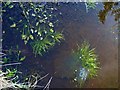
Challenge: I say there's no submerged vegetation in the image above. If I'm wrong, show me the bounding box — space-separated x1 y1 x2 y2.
31 32 63 56
2 2 63 56
73 41 100 87
78 41 99 78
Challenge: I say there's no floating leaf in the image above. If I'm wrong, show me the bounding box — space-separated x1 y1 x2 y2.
9 17 14 20
32 13 35 16
35 30 37 33
9 5 14 8
31 29 34 33
50 29 54 33
6 69 17 78
45 17 48 20
25 25 27 28
51 8 54 10
20 56 26 61
2 10 6 12
29 35 34 40
36 22 39 26
24 40 28 44
10 23 16 28
19 20 22 23
44 30 47 34
27 37 29 41
38 32 41 36
26 11 29 15
49 22 54 27
40 20 44 23
22 35 26 40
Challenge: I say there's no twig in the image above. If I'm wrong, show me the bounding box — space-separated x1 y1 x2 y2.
43 77 53 90
31 73 49 88
1 62 21 67
37 73 49 82
0 52 6 57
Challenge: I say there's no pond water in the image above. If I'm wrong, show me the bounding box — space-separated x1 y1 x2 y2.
2 2 119 88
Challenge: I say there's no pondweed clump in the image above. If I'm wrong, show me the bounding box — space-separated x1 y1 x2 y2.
79 41 99 78
31 32 63 56
2 2 63 56
73 41 100 87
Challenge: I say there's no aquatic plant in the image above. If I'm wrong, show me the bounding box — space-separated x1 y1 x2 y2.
73 41 99 87
0 70 53 89
0 51 20 89
5 69 17 79
0 70 24 89
0 71 18 89
2 2 63 56
0 48 26 89
31 31 63 56
2 46 26 63
85 0 97 13
31 39 54 56
0 51 53 89
78 41 99 78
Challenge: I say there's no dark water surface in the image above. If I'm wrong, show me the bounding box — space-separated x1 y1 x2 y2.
51 3 118 88
3 2 118 88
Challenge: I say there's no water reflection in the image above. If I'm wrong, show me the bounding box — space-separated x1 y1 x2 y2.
98 2 120 23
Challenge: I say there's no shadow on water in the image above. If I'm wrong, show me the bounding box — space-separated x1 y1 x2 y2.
3 2 118 88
